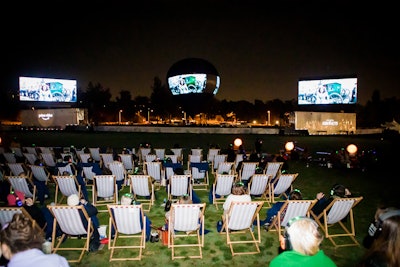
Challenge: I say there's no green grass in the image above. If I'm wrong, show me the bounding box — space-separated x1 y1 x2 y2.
3 131 399 266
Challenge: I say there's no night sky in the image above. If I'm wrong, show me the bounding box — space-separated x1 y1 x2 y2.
3 1 399 105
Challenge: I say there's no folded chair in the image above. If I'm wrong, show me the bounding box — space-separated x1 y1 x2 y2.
168 203 206 259
267 199 318 234
168 174 192 201
48 205 94 263
93 175 118 211
107 204 147 261
129 174 155 212
311 196 363 248
269 173 299 202
6 175 37 202
220 201 264 256
52 175 82 204
247 174 273 207
212 173 236 210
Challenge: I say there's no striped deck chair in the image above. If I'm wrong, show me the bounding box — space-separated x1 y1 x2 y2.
238 162 259 184
7 162 29 176
220 201 264 256
168 174 192 201
269 173 299 202
154 148 165 160
0 206 42 232
267 199 318 234
311 196 363 247
165 154 178 164
48 205 94 263
3 153 17 164
107 204 146 261
187 154 202 170
89 148 101 162
170 148 183 163
144 162 164 189
129 175 155 212
57 164 77 176
29 165 51 184
212 173 236 210
248 174 273 208
6 175 37 202
168 203 206 260
23 146 38 156
212 154 227 173
191 164 209 190
108 162 127 189
78 153 91 163
93 175 118 210
216 162 235 175
139 148 151 164
265 162 284 181
100 153 114 169
144 154 157 163
23 153 38 165
52 175 82 204
207 148 220 163
40 153 56 168
119 154 134 171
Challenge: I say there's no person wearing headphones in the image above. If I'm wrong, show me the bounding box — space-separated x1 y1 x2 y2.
358 208 400 267
261 189 303 230
311 183 352 218
270 216 337 267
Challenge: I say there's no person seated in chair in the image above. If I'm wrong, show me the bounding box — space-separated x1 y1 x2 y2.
67 194 101 251
261 189 303 230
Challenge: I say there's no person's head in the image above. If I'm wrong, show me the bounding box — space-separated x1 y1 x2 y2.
330 184 346 198
62 170 72 176
365 210 400 266
0 213 44 260
232 182 246 195
67 194 80 206
179 194 192 204
121 193 134 205
87 157 94 163
288 189 303 200
63 155 72 162
283 216 323 255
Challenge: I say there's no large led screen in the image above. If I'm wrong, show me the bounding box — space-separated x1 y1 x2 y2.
168 74 220 95
19 76 77 103
298 77 357 105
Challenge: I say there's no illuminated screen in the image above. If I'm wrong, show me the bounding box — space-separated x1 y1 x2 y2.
168 74 220 95
298 77 357 105
19 76 77 103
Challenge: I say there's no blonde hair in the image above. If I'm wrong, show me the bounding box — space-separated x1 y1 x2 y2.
121 193 133 205
286 217 323 255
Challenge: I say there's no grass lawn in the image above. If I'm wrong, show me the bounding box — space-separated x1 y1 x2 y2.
2 131 399 267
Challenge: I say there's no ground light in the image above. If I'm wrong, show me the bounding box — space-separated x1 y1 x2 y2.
233 138 242 150
285 141 294 152
346 144 358 155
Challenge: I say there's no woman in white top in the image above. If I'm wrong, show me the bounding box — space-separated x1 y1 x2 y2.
222 182 252 215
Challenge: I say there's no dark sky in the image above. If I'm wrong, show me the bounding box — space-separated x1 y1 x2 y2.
3 1 399 105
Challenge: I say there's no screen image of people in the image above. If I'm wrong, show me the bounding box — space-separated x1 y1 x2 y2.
298 77 357 105
168 74 207 95
19 77 77 103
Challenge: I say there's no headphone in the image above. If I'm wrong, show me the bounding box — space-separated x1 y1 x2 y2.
368 209 400 238
11 190 23 207
283 216 318 251
330 184 345 197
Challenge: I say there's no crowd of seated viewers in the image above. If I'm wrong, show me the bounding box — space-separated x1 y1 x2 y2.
2 143 399 266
